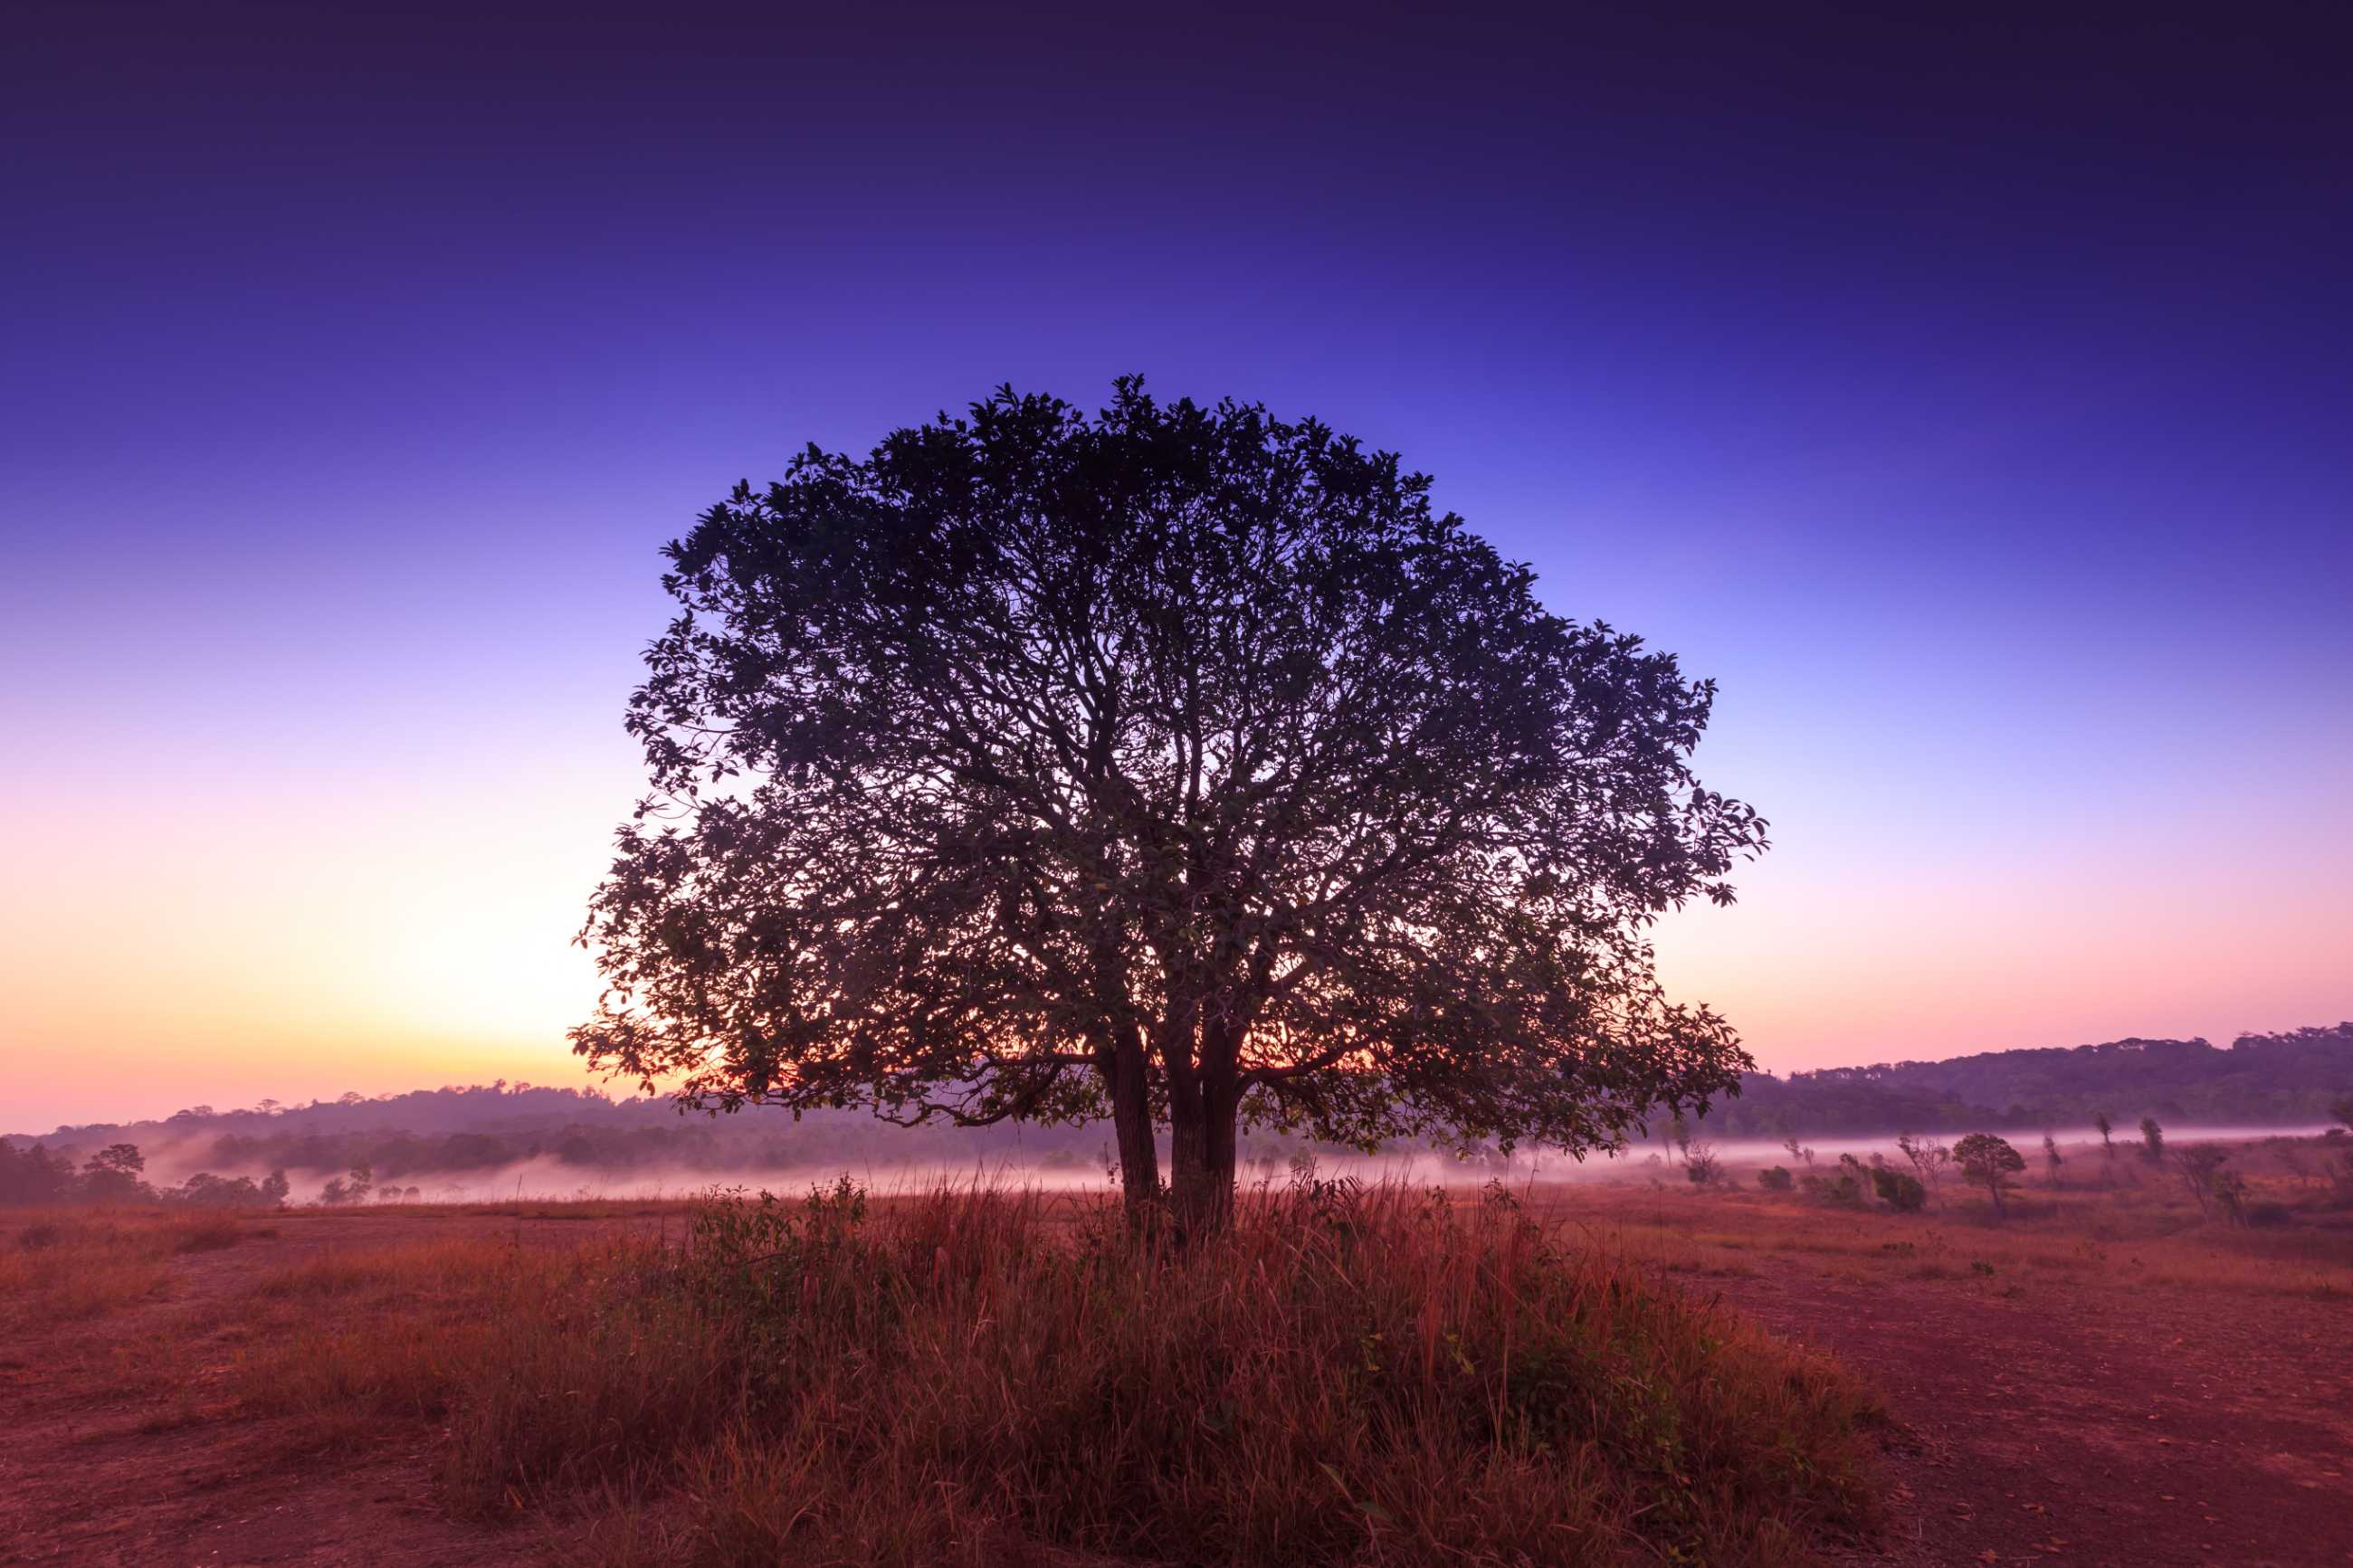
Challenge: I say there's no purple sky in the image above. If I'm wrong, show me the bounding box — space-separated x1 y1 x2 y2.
4 2 2348 1130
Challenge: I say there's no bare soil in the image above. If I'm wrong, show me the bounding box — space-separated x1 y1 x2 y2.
1707 1262 2353 1567
2 1209 2347 1566
0 1214 588 1567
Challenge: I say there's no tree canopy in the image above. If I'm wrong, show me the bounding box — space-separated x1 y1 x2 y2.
574 382 1766 1225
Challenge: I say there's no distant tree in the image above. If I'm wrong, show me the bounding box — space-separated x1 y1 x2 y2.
1954 1133 2026 1218
320 1163 373 1206
2332 1096 2353 1135
1896 1131 1951 1193
573 383 1767 1231
2042 1132 2063 1188
81 1143 148 1202
2093 1110 2114 1156
175 1172 274 1207
2212 1168 2250 1226
2169 1143 2253 1224
2139 1117 2165 1163
1758 1164 1794 1192
1669 1113 1693 1167
260 1170 291 1206
1782 1134 1815 1168
0 1142 78 1205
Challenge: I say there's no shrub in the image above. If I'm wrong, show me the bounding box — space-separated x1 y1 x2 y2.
1802 1172 1865 1207
1870 1168 1927 1213
2245 1202 2292 1229
1758 1165 1794 1192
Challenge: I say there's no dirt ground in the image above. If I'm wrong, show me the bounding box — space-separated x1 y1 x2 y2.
2 1205 2348 1567
0 1213 586 1567
1709 1260 2352 1567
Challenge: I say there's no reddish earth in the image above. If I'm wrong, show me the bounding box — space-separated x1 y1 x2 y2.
2 1212 2347 1566
1709 1268 2353 1568
0 1215 575 1567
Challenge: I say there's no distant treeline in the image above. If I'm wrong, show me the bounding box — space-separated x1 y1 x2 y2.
0 1138 290 1208
1691 1024 2353 1139
0 1081 1326 1198
6 1026 2348 1202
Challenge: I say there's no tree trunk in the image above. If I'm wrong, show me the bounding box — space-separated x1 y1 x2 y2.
1167 1074 1238 1236
1106 1032 1160 1216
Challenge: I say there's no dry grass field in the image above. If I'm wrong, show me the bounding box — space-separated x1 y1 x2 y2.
2 1137 2348 1567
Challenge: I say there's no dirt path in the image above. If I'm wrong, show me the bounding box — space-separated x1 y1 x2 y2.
0 1217 583 1567
1702 1265 2353 1567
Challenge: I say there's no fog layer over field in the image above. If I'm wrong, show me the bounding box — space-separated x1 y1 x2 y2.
12 1023 2345 1205
110 1123 2343 1205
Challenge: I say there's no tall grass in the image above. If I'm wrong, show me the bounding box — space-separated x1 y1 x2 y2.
292 1179 1881 1567
0 1210 224 1326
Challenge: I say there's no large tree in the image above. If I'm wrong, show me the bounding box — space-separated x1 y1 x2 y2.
576 382 1766 1229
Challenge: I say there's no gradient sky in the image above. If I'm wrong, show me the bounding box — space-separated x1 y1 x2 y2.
5 2 2348 1132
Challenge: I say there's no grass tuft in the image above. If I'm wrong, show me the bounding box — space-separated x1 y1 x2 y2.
239 1182 1884 1566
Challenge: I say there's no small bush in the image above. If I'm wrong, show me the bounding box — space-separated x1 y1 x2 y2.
1758 1165 1794 1192
1870 1168 1927 1213
2244 1202 2293 1229
1802 1173 1866 1207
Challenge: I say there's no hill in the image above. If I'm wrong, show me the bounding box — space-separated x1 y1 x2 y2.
1697 1022 2353 1139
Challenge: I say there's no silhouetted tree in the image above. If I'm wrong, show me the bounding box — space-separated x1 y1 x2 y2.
2042 1132 2063 1188
2093 1109 2114 1156
0 1142 78 1204
1896 1131 1950 1192
2332 1096 2353 1134
81 1143 148 1202
2171 1144 2230 1220
2139 1117 2165 1163
1954 1132 2025 1218
575 383 1766 1230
